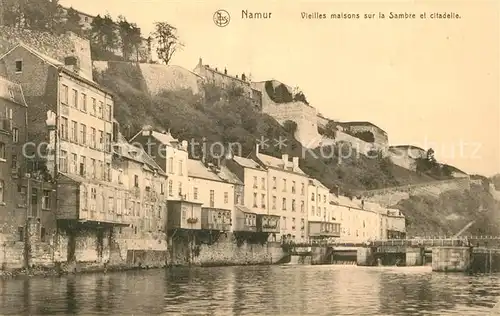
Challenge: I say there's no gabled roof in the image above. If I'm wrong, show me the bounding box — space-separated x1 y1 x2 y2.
232 155 264 170
114 133 166 175
187 159 225 182
0 42 63 67
256 153 306 175
308 178 328 190
151 130 179 145
0 75 27 106
217 165 243 185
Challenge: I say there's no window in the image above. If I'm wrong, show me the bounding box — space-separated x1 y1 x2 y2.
253 192 257 207
272 196 276 209
71 153 77 173
80 124 86 145
253 176 257 188
40 227 46 242
59 150 67 172
61 84 69 104
311 193 315 201
282 179 287 192
0 180 4 202
311 206 315 216
91 187 97 200
72 89 78 108
178 160 183 176
272 177 277 189
61 117 68 140
292 199 296 212
292 218 296 230
105 133 111 152
168 180 173 196
193 187 198 200
105 163 111 181
224 192 228 204
261 194 265 208
81 93 87 112
12 128 18 143
134 175 139 187
301 200 305 213
292 181 296 194
261 177 265 190
31 188 37 217
79 156 86 176
282 198 286 210
42 190 51 209
15 60 22 72
168 157 174 173
90 159 96 178
0 143 5 159
160 183 165 195
97 161 103 180
106 104 112 121
91 98 97 116
17 185 27 206
209 190 215 207
301 183 305 195
282 217 286 229
178 182 182 196
108 196 114 213
98 101 103 118
99 130 103 150
91 128 96 148
71 120 77 142
18 227 24 242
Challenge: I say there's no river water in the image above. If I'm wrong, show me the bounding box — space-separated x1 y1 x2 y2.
0 265 499 315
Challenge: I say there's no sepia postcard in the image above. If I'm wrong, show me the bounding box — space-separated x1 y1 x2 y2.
0 0 498 315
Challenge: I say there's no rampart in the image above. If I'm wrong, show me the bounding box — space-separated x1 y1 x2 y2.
356 177 471 207
93 61 203 95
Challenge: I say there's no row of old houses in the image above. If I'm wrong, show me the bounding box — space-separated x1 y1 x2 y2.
0 40 405 268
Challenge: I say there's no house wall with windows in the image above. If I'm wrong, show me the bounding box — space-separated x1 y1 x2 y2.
256 152 309 242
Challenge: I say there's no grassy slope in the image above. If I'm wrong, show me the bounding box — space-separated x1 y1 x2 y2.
94 62 498 235
396 183 500 237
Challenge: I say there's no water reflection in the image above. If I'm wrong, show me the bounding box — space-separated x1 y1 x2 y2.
0 265 498 315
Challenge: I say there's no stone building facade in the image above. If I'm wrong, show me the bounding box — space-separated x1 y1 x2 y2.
193 58 262 109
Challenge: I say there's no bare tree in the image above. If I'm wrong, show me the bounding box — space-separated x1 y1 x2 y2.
152 21 183 65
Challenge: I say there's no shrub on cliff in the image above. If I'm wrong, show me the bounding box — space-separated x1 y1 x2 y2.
94 63 437 192
395 185 500 237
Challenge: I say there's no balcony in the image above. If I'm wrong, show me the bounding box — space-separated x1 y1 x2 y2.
201 207 231 231
308 221 341 238
234 205 257 232
74 207 130 227
257 214 280 233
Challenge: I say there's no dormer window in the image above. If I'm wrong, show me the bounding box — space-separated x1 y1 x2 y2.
15 60 22 73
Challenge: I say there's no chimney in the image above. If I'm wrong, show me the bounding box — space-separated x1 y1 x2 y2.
241 73 246 81
255 143 260 156
198 57 203 66
282 154 289 168
292 156 299 171
236 74 239 79
224 68 227 75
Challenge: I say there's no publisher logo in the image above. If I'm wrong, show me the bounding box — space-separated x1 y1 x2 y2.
214 10 230 27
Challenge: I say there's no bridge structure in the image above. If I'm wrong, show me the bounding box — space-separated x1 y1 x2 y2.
282 236 500 272
285 236 500 250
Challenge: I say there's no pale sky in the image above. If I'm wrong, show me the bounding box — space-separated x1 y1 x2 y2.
61 0 500 177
